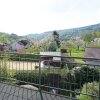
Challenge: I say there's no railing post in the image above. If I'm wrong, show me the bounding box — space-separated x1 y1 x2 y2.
39 57 43 100
99 70 100 100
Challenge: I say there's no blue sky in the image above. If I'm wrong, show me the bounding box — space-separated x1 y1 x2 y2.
0 0 100 35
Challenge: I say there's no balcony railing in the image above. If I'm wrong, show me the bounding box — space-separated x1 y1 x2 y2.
0 53 100 100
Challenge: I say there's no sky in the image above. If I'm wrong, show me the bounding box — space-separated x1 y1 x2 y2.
0 0 100 36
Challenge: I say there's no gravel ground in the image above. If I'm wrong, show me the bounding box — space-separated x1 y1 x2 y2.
0 61 39 70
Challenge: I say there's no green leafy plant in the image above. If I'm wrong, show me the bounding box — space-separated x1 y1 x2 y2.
0 53 9 81
74 66 99 88
78 82 99 100
14 66 100 97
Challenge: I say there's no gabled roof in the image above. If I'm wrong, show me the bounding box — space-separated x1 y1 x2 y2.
18 40 29 46
84 47 100 58
40 52 61 56
40 52 61 61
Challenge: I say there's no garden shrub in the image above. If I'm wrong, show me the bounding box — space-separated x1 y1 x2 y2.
14 66 100 97
14 68 69 85
14 68 72 95
60 71 76 96
78 81 99 100
9 53 40 61
59 66 99 96
0 54 9 81
14 70 48 85
74 66 99 88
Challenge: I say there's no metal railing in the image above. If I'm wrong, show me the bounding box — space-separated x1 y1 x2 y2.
0 53 100 100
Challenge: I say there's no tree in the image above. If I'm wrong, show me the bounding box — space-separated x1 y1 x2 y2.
83 33 93 43
47 41 57 51
25 46 41 54
40 37 52 51
52 31 60 48
74 37 85 50
40 31 60 51
0 35 8 44
82 32 100 47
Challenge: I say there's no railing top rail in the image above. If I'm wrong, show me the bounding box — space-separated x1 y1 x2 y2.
0 52 100 61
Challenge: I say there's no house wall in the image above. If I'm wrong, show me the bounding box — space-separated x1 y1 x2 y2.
11 42 24 51
0 45 4 51
40 52 62 68
11 42 18 51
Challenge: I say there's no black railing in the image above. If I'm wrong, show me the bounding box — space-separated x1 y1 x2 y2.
0 53 100 100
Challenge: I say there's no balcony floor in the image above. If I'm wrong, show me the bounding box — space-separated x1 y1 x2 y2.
0 82 69 100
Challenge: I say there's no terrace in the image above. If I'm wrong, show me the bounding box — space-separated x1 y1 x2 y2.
0 53 100 100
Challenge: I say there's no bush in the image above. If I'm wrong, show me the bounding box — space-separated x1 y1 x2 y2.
74 66 99 88
14 70 48 85
9 53 40 61
14 68 74 96
59 66 99 96
78 82 99 100
14 66 100 97
0 54 9 81
61 66 99 90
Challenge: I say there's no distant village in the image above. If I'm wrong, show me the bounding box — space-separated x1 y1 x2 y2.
0 39 35 53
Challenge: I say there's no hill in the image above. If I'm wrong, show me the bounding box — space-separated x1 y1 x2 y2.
0 23 100 42
0 32 23 44
26 31 52 40
25 23 100 41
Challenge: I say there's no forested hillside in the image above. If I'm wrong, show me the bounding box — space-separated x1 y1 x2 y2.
0 23 100 43
26 23 100 41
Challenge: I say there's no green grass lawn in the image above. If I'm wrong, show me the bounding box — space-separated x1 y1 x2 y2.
67 49 85 63
68 50 84 57
70 52 84 57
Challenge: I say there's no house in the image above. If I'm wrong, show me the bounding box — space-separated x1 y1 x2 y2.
84 47 100 65
18 40 32 49
11 39 32 53
0 44 4 51
40 52 61 68
11 42 24 53
0 43 9 52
